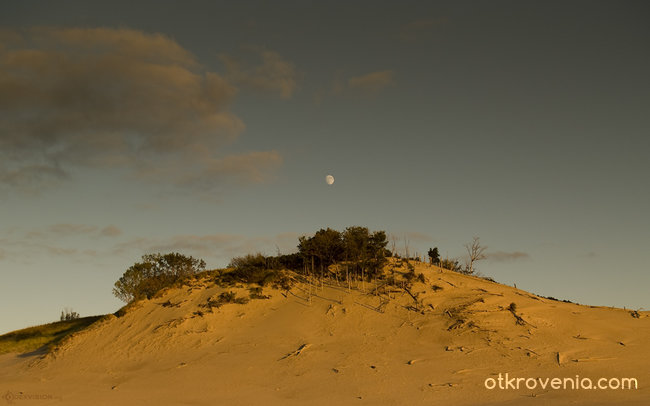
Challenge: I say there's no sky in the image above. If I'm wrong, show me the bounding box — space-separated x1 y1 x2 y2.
1 1 648 334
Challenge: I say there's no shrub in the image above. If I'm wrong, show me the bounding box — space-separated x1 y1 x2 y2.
219 291 237 302
60 308 79 321
249 287 270 300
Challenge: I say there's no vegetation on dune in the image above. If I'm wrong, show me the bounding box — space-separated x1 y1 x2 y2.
111 227 492 309
0 316 103 355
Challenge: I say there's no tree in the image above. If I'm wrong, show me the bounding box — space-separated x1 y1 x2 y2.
113 252 206 303
463 236 487 275
427 247 440 265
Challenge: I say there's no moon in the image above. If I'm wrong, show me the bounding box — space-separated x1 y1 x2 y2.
325 174 335 185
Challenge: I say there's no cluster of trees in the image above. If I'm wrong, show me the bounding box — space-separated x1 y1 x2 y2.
113 253 206 303
297 226 389 280
225 226 390 284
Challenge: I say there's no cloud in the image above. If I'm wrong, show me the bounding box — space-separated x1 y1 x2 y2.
0 27 280 194
219 49 299 99
399 18 449 41
0 235 81 261
100 225 122 237
0 165 68 193
175 150 282 189
486 251 530 262
347 70 395 93
47 224 98 235
325 70 395 99
405 231 431 242
24 223 120 239
0 223 119 262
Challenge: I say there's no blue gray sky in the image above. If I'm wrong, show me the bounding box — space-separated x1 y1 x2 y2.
1 1 648 334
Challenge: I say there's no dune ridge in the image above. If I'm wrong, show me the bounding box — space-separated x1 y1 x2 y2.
1 259 648 405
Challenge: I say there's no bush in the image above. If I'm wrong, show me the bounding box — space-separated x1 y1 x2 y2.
249 287 270 300
439 258 463 273
113 252 206 303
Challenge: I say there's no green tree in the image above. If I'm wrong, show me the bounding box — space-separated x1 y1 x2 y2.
298 228 345 276
113 252 206 303
427 247 440 265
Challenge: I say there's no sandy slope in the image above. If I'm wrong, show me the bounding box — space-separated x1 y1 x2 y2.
1 260 648 405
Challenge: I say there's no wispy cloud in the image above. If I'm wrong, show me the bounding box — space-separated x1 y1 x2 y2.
219 49 299 99
16 223 121 242
0 236 81 261
100 225 122 237
47 224 98 235
0 27 281 194
323 70 395 100
399 18 449 42
348 70 395 93
486 251 530 262
113 232 301 264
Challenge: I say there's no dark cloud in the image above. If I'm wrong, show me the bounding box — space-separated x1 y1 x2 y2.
0 27 281 193
486 251 530 262
219 49 299 99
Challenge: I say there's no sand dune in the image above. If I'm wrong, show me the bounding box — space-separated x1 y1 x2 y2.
1 260 648 405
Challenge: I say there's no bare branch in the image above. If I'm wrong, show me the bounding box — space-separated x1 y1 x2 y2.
463 236 487 274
